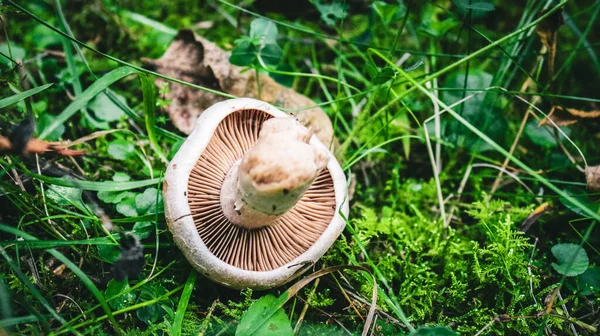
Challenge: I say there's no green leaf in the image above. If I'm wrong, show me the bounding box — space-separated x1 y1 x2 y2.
230 40 258 66
0 43 25 67
260 43 283 66
105 279 136 310
270 64 295 87
314 0 348 26
98 244 120 263
37 114 65 141
135 188 163 215
117 196 139 217
98 190 131 204
108 139 136 160
419 4 459 37
559 187 600 216
136 285 170 325
0 83 53 110
443 70 506 152
87 92 127 122
113 172 131 182
525 121 571 148
46 183 83 207
29 24 62 49
578 266 600 295
236 294 293 336
453 0 495 18
551 243 589 277
372 1 400 26
372 66 397 84
39 66 138 139
411 326 458 336
250 18 278 45
133 222 154 239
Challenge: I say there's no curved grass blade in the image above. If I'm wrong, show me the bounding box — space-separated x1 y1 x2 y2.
171 271 198 336
7 0 234 100
369 48 600 223
236 265 378 336
54 284 184 335
0 224 123 334
0 83 53 110
39 67 138 139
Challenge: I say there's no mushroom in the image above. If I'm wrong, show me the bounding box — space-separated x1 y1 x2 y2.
163 98 348 289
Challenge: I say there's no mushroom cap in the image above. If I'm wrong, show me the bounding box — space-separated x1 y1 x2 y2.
163 98 348 289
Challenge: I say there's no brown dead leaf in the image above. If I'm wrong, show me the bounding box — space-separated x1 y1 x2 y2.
519 202 552 232
541 105 600 126
586 165 600 192
142 30 335 148
535 8 563 79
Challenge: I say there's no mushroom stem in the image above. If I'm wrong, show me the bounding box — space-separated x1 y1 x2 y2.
220 118 329 229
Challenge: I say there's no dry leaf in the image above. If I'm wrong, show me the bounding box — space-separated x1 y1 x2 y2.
535 8 563 78
0 135 85 156
541 105 600 126
519 202 552 232
586 165 600 192
142 30 335 148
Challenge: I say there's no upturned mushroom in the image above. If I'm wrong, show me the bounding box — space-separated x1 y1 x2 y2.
163 98 348 289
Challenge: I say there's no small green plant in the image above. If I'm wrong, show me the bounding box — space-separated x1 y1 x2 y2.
229 18 282 68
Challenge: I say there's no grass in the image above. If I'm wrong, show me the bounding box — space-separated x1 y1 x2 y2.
1 0 599 335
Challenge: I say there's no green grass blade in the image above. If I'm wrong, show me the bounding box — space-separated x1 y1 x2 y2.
0 246 67 327
171 271 197 336
0 224 123 334
0 83 53 110
7 0 234 100
121 10 177 36
29 173 161 191
39 66 138 139
139 73 169 164
370 48 600 223
0 315 52 328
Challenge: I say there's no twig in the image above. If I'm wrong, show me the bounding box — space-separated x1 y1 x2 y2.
490 109 532 195
293 278 320 334
528 237 539 307
557 289 579 336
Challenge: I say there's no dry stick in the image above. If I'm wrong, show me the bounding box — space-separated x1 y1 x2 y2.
293 278 320 333
489 47 544 195
473 318 496 336
4 156 26 191
424 60 441 174
557 289 579 336
423 94 479 227
53 293 86 319
556 132 585 173
197 300 219 336
489 109 533 195
332 273 364 320
513 95 588 169
294 296 354 335
528 237 539 307
35 154 67 241
284 265 378 336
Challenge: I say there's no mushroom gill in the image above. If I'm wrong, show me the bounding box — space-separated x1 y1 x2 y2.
187 109 336 272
